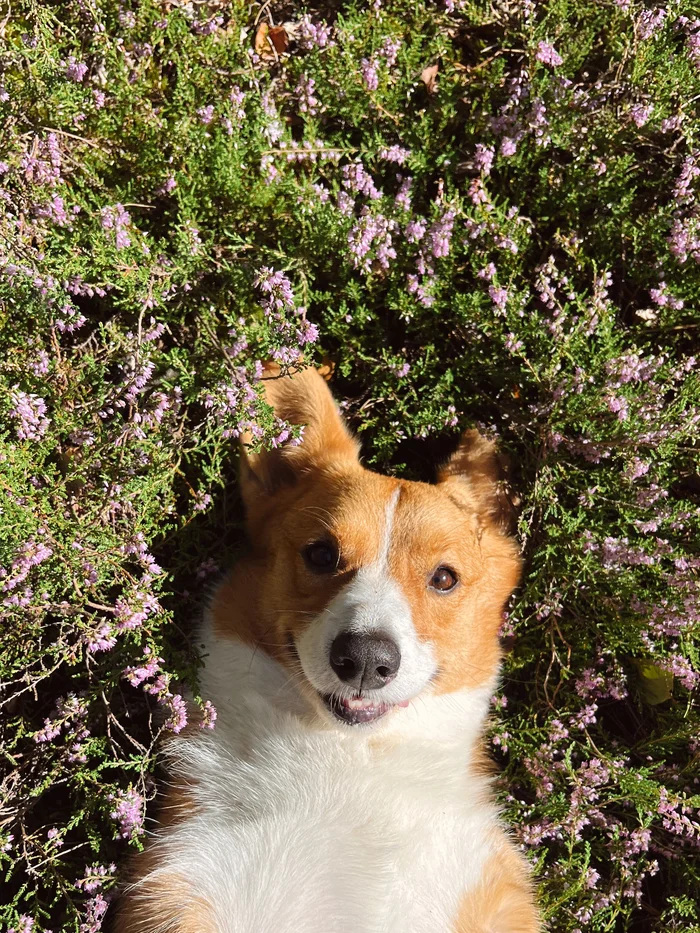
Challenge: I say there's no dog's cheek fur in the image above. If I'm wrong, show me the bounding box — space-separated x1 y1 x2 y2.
386 484 521 695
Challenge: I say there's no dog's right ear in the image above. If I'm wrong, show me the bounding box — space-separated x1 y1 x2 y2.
239 364 360 518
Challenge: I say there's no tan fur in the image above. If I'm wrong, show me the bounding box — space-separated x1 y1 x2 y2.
115 871 217 933
113 785 211 933
453 841 541 933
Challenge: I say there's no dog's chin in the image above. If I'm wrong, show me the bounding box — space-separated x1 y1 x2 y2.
320 693 409 726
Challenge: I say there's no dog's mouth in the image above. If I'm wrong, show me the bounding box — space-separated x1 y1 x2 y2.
321 693 409 726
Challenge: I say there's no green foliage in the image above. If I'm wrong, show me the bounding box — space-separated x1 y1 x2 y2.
0 0 699 929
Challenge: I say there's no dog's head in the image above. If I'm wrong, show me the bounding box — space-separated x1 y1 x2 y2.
227 366 520 728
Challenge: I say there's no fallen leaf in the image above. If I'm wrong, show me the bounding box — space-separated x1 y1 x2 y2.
636 662 674 706
421 63 439 95
254 23 289 62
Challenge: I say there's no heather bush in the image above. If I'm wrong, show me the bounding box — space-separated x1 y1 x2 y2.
1 0 699 930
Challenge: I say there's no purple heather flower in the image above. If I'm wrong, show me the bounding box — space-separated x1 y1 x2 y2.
114 588 159 630
196 557 220 580
30 350 50 375
119 10 136 29
489 285 508 310
505 333 524 353
660 654 699 690
379 145 410 164
474 144 494 175
478 263 497 280
80 893 110 933
500 136 517 157
426 207 456 258
9 390 50 441
630 103 653 127
193 16 223 35
379 37 401 68
342 162 381 199
34 194 69 226
536 41 563 67
157 175 177 195
164 693 188 733
405 219 426 242
298 15 333 50
229 85 246 121
468 178 489 206
347 211 396 272
255 266 296 312
194 491 212 511
337 191 354 216
110 788 144 839
34 718 62 743
296 318 319 345
123 651 162 687
76 863 117 895
101 204 132 249
197 104 215 124
295 75 319 116
623 458 650 481
650 281 684 310
637 8 666 40
606 394 630 421
407 274 434 307
661 115 683 133
85 622 117 653
361 58 379 91
394 176 412 210
65 57 88 82
54 302 86 333
673 152 700 202
687 30 700 69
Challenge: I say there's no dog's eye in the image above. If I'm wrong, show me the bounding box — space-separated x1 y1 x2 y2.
429 566 458 593
303 541 339 573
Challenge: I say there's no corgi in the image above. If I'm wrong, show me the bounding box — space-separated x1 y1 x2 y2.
116 365 541 933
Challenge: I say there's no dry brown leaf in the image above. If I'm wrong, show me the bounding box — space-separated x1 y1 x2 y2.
254 23 289 62
420 63 439 95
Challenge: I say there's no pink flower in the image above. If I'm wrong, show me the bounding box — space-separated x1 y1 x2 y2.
65 57 88 82
9 391 50 441
109 788 145 839
361 58 379 91
536 41 563 67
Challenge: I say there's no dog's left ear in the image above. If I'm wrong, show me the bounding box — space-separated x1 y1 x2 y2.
239 364 360 519
437 429 518 537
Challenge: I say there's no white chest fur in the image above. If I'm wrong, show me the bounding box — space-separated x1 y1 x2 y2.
154 623 501 933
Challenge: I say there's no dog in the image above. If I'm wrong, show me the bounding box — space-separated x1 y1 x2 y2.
116 365 541 933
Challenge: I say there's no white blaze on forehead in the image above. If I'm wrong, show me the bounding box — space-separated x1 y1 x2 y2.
296 482 438 706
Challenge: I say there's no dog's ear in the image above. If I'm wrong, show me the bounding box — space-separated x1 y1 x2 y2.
239 364 360 516
437 429 518 537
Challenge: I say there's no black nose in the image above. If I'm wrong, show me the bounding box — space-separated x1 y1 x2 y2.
329 632 401 689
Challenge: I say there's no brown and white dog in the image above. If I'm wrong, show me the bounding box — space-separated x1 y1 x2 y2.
117 366 540 933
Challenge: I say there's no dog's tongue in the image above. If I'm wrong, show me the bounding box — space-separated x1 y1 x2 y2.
342 696 409 711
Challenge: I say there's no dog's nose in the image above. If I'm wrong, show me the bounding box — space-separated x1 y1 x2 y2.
329 632 401 689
